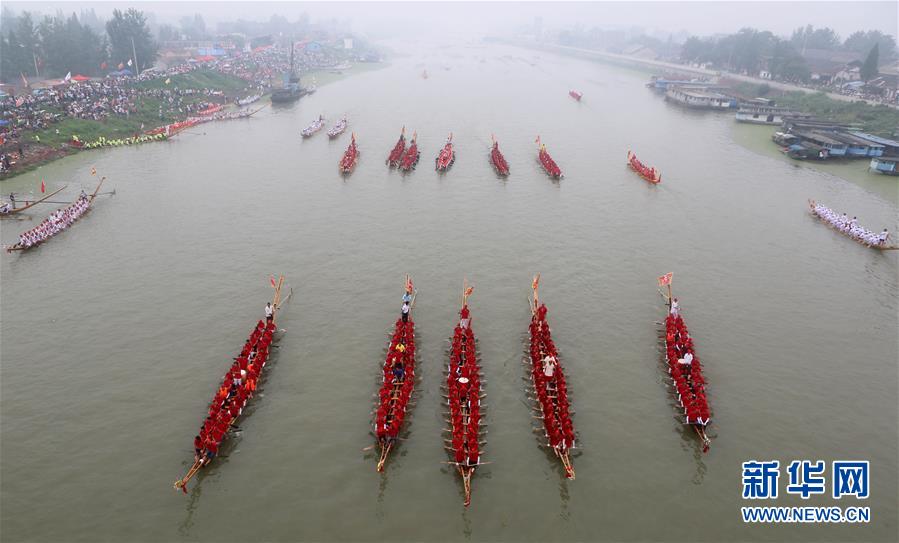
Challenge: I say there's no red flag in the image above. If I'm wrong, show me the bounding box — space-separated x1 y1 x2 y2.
40 179 46 193
464 286 474 297
270 275 276 288
100 61 108 70
532 273 540 291
658 272 673 287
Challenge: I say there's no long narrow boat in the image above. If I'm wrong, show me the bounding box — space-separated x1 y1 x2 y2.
328 116 348 139
374 275 417 471
627 150 661 184
443 281 484 507
435 133 455 172
569 90 583 101
386 127 406 167
658 273 712 452
339 133 359 175
527 274 575 479
174 276 291 493
6 178 106 252
535 136 563 179
808 199 896 250
237 94 261 106
489 135 509 177
0 184 68 217
399 131 421 172
301 115 326 137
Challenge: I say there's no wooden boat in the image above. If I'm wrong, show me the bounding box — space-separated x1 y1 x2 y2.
328 116 348 139
569 90 583 101
658 274 711 452
627 150 661 184
808 200 897 250
237 94 261 106
527 274 575 479
435 133 455 172
399 131 420 172
0 184 68 217
374 275 417 471
444 281 484 507
301 115 326 137
386 127 406 167
5 178 106 252
174 276 291 493
339 133 359 175
535 136 562 179
489 135 509 177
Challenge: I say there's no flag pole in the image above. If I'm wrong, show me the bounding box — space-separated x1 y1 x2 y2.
131 36 140 75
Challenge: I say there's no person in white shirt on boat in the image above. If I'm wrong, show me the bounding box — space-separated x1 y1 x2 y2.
264 302 274 323
670 298 679 317
543 355 556 378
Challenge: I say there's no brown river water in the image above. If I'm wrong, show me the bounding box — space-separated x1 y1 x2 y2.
1 42 897 542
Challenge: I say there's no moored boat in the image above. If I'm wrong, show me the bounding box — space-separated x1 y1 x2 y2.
535 136 562 179
301 115 326 137
386 127 406 167
569 90 583 101
808 199 895 250
443 282 484 507
5 177 107 252
527 274 576 479
328 116 348 139
339 133 359 175
399 131 421 172
374 276 417 471
173 276 291 493
435 133 455 172
489 135 509 177
658 273 712 452
627 150 661 184
237 94 261 106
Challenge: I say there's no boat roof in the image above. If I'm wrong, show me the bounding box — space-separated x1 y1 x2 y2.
849 132 899 148
791 130 847 146
828 132 885 148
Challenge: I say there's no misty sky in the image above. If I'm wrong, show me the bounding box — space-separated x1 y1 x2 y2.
4 1 897 41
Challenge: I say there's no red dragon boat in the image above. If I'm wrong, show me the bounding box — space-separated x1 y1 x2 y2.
527 274 575 479
435 133 455 172
489 135 510 177
658 273 712 452
174 276 291 493
399 131 421 172
374 275 417 471
535 136 563 179
339 133 359 175
386 127 406 167
627 150 661 184
444 282 484 507
569 90 583 101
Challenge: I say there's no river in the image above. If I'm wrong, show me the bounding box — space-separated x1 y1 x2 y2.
1 42 896 542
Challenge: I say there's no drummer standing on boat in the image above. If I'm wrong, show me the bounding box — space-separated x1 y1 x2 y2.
264 302 274 323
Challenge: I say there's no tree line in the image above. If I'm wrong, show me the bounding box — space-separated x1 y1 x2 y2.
0 8 158 82
680 27 894 83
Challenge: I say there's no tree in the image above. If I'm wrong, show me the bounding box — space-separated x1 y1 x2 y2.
106 8 157 73
844 30 896 59
861 43 879 82
38 13 106 77
158 24 179 42
179 13 206 40
790 25 840 51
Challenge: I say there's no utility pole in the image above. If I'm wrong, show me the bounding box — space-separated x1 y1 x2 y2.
131 36 140 75
32 52 40 78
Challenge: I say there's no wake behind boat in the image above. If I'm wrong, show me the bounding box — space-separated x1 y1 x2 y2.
435 133 455 172
328 116 348 139
302 115 326 138
386 127 406 167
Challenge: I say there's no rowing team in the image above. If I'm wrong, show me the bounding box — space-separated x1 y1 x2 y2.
630 156 659 181
12 193 89 249
810 201 890 247
194 315 276 465
665 302 710 426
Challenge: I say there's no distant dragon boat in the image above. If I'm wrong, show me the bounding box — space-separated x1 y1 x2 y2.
301 115 326 138
808 200 896 250
328 116 348 139
339 133 359 175
569 90 583 101
535 136 562 179
386 127 406 167
435 133 455 172
399 131 421 172
443 281 484 507
237 94 261 107
627 150 661 184
489 135 510 177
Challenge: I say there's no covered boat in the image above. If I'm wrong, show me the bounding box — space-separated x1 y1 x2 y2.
301 115 325 137
569 90 583 101
374 276 417 471
174 276 291 493
659 273 712 452
399 131 421 172
527 274 575 479
535 136 562 179
339 133 359 175
435 133 455 172
627 150 661 184
328 116 348 139
489 135 509 177
444 282 484 507
386 127 406 167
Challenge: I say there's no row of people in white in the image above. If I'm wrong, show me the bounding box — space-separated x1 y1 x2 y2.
15 193 89 248
811 201 890 247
